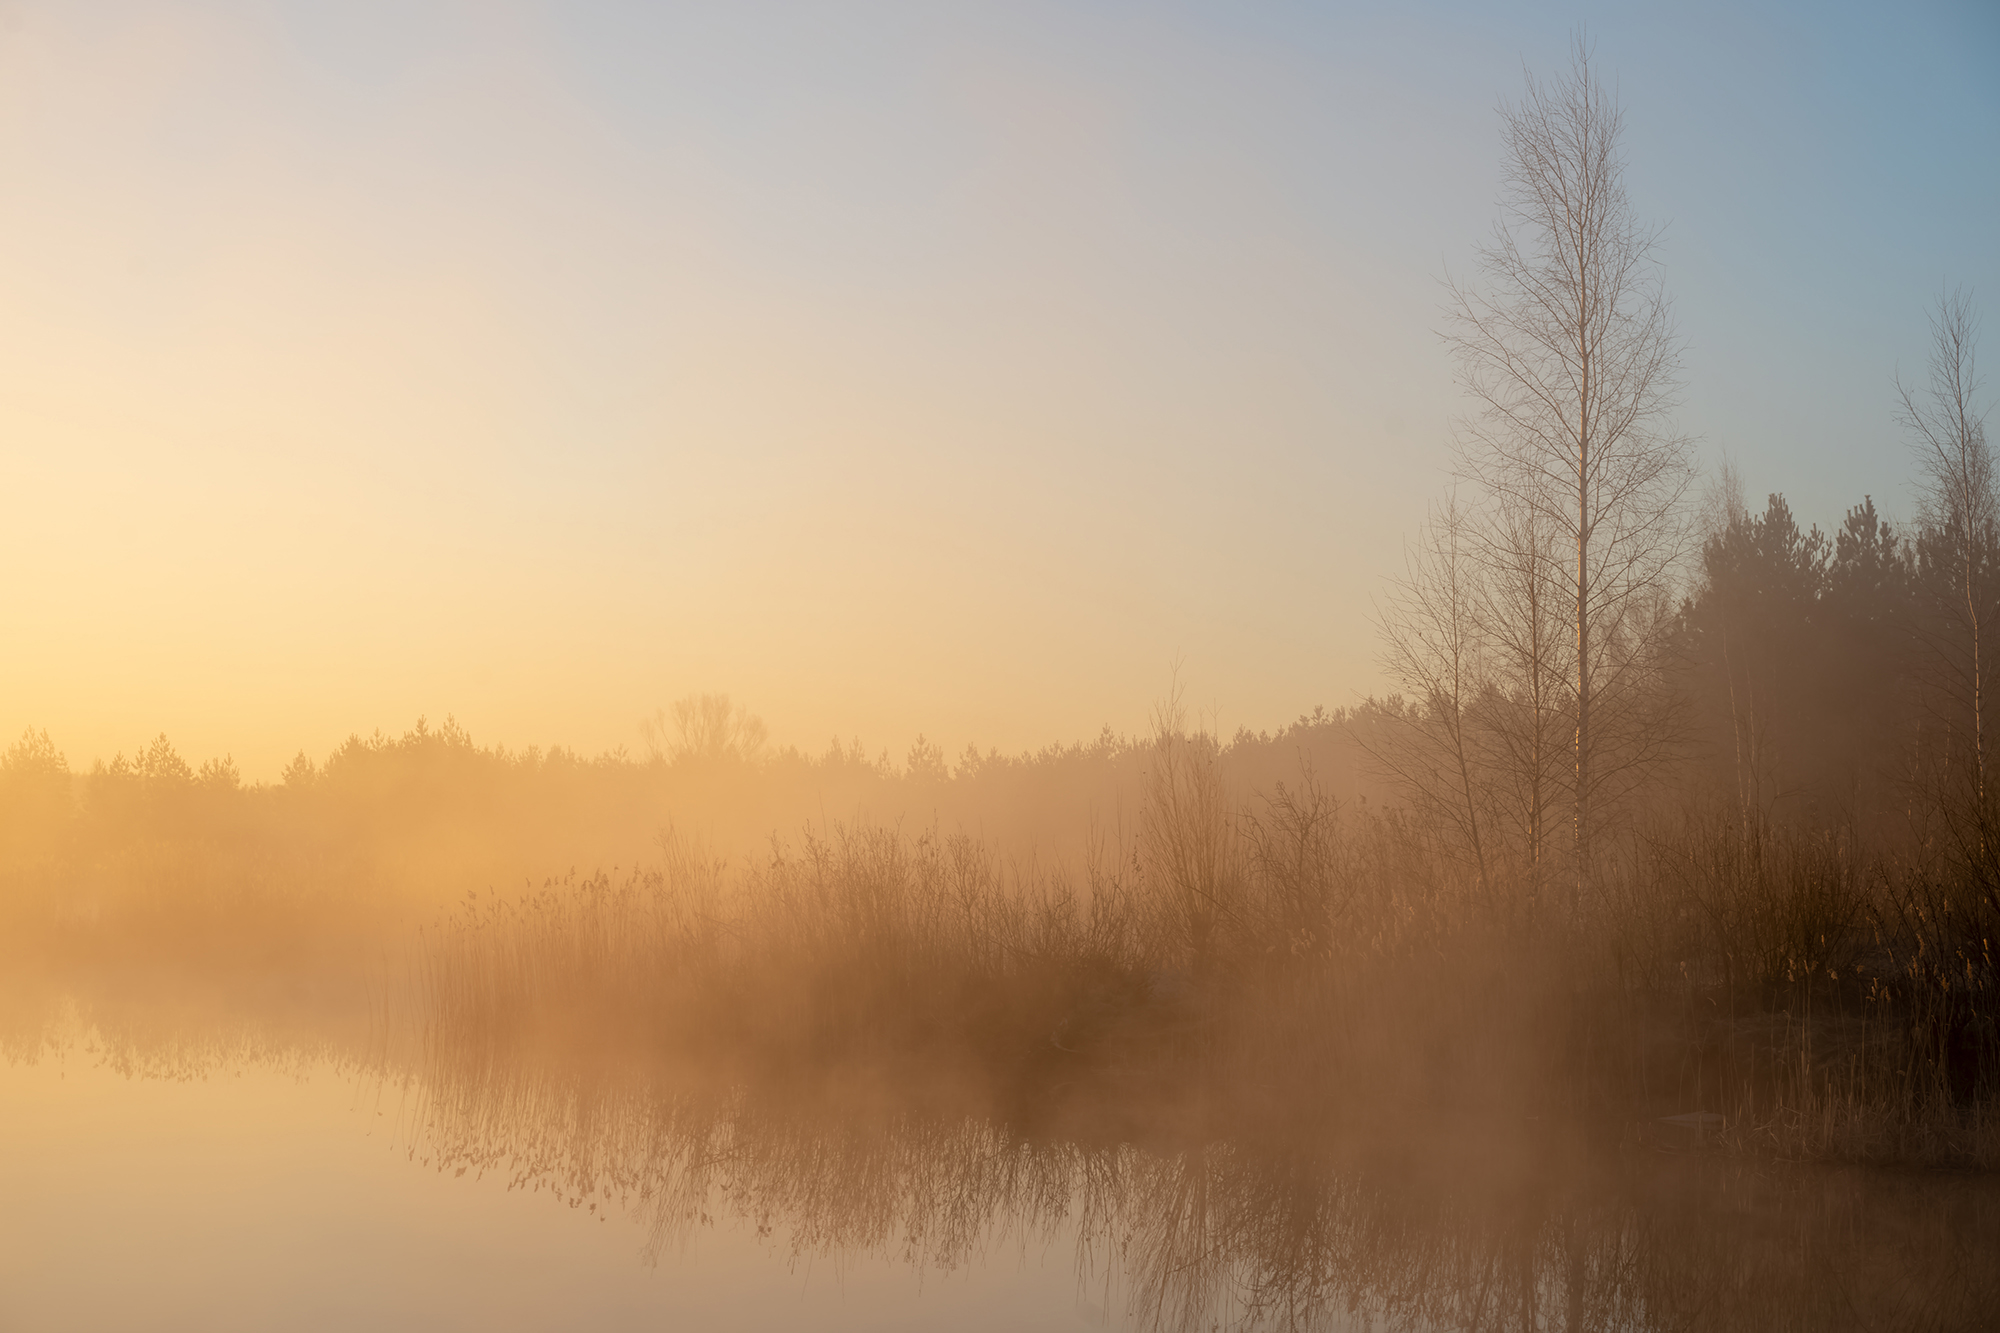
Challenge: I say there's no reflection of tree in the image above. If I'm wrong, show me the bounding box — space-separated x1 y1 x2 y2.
411 1029 2000 1333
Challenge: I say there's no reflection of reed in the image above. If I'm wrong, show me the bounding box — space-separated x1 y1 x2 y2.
0 980 377 1082
413 1010 1999 1333
407 809 2000 1327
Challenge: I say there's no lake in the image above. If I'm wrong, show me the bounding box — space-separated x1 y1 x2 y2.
3 1004 1995 1332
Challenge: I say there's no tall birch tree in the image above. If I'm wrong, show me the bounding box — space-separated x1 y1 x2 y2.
1901 288 1995 854
1444 35 1693 905
1374 494 1492 890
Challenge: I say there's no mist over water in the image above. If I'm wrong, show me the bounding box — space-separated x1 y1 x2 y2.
4 702 1997 1330
5 6 1998 1329
5 957 1994 1331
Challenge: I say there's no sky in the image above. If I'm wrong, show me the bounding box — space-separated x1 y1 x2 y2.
0 0 1994 779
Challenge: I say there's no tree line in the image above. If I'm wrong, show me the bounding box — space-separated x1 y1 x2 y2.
1372 37 1993 905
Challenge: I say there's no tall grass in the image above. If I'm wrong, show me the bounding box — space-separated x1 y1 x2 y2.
5 707 1993 1164
420 709 2000 1170
408 782 2000 1330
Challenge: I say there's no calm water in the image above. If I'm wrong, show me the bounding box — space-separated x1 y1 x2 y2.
0 1048 1097 1331
3 1010 1996 1333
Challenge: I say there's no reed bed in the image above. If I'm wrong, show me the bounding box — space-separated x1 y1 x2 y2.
421 726 2000 1169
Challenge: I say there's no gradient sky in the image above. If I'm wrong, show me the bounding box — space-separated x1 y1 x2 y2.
1 0 1995 778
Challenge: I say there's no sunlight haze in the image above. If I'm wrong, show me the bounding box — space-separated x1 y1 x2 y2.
7 8 2000 1329
1 0 1994 775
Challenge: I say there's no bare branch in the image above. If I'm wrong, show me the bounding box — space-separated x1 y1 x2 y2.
1436 31 1695 908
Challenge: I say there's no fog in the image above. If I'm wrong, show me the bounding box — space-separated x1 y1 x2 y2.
5 5 1999 1330
6 666 1999 1325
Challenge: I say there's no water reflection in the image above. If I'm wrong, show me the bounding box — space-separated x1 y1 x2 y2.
3 969 1994 1332
410 1028 1999 1333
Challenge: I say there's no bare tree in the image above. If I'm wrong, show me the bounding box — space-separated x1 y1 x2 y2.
642 693 769 764
1444 33 1694 903
1693 462 1768 823
1470 493 1570 889
1901 287 1994 842
1141 682 1243 971
1373 494 1492 889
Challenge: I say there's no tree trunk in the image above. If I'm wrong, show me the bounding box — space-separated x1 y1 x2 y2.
1575 506 1590 917
1964 520 1985 848
1574 311 1593 918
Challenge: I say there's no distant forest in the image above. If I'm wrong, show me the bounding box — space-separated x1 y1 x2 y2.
0 475 1986 907
0 472 1975 947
